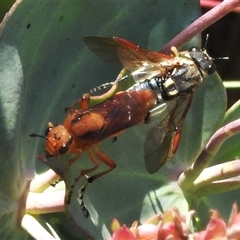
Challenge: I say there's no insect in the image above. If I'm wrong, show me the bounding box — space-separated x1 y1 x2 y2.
83 36 217 173
30 36 217 217
30 88 159 217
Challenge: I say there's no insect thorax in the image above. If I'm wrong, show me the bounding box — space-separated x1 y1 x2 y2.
128 62 202 103
163 63 202 97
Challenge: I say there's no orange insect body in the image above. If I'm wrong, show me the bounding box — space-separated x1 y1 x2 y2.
41 89 158 216
45 89 157 158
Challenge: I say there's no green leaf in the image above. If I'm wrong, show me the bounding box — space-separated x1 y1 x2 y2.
212 99 240 164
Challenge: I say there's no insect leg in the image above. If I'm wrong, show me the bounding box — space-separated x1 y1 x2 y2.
88 67 126 95
86 148 116 183
66 67 126 112
64 93 91 112
66 81 120 113
85 82 119 105
89 82 115 94
76 148 116 217
65 150 100 206
50 179 62 187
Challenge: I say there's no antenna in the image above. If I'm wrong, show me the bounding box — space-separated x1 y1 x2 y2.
29 133 47 139
203 34 210 50
203 34 229 61
212 56 229 61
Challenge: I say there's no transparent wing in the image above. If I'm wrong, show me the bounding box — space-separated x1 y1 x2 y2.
144 95 190 173
83 37 175 81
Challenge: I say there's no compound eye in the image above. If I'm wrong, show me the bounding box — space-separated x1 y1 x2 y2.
59 145 69 154
206 62 216 75
45 127 52 136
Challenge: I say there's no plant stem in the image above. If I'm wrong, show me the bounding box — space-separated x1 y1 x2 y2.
161 0 240 53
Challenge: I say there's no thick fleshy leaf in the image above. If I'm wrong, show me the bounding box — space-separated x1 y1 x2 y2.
212 99 240 163
0 0 201 239
200 99 240 223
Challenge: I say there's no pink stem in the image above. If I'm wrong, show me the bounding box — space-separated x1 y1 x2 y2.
161 0 240 53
